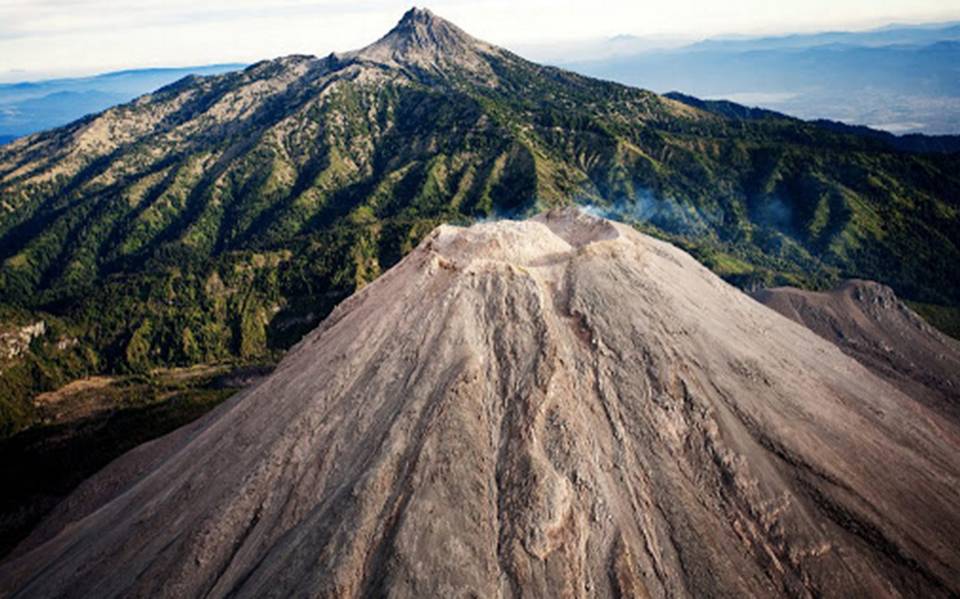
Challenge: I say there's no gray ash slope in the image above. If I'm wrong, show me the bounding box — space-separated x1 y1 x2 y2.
755 280 960 424
2 210 960 598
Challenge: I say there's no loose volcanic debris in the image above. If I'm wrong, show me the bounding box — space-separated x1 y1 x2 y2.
755 280 960 424
2 208 959 598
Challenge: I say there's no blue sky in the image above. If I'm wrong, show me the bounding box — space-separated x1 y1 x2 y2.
3 0 960 80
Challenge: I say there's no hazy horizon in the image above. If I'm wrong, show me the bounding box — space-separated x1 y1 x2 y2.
3 0 960 82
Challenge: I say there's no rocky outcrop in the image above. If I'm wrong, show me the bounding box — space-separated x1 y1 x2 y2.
2 210 959 597
0 321 44 361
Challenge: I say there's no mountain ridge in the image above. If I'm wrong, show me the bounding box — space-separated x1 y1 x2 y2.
663 91 960 153
755 279 960 422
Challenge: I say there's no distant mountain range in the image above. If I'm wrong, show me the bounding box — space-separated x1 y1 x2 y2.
686 21 960 52
558 22 960 135
0 65 243 142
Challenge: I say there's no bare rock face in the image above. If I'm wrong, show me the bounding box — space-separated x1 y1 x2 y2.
343 7 505 81
755 281 960 423
2 210 960 598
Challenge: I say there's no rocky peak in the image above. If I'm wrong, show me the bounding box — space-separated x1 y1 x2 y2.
381 7 476 54
347 6 502 80
396 7 451 31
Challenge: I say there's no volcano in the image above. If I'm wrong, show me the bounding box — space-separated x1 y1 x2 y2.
1 209 958 597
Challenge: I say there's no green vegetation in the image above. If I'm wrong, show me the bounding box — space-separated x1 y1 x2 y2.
0 306 98 436
907 302 960 341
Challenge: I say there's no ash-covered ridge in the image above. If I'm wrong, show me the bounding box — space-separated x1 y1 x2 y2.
756 280 960 423
2 209 959 598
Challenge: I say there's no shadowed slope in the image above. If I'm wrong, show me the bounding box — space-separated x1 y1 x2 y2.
1 210 958 598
